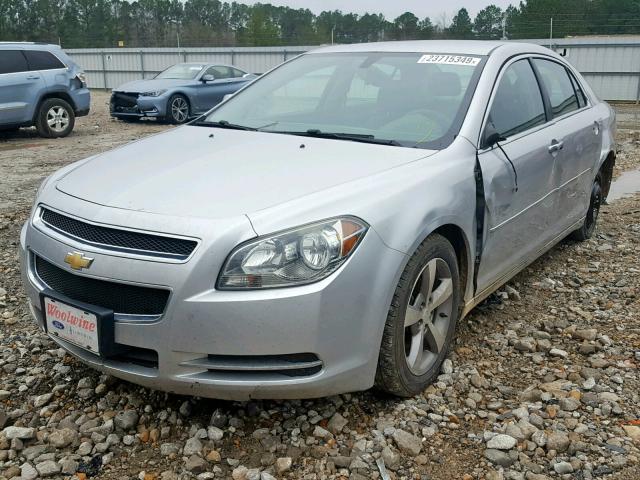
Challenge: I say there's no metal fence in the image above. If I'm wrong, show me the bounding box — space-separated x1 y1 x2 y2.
66 38 640 101
527 37 640 102
65 46 312 90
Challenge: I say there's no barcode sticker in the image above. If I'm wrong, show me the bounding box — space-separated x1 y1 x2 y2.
417 54 481 66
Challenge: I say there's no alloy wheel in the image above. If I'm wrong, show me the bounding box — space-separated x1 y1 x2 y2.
404 257 454 375
46 106 70 133
171 97 189 123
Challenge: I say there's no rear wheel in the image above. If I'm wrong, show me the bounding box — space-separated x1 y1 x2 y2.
166 94 190 124
375 234 460 397
572 175 602 241
35 98 75 138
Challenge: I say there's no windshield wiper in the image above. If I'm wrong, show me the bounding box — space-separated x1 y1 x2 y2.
282 129 402 146
193 120 257 131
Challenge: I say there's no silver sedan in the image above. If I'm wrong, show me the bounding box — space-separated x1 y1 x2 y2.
20 40 615 399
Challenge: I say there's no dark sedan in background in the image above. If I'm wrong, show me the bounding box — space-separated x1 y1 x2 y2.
110 63 256 124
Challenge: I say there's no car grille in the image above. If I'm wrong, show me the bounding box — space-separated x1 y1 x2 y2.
35 255 170 316
41 208 197 259
111 92 140 112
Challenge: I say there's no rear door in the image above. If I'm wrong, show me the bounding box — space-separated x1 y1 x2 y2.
0 50 46 124
476 58 556 290
531 58 601 228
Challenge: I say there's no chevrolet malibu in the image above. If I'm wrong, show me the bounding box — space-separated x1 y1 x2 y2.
20 41 615 400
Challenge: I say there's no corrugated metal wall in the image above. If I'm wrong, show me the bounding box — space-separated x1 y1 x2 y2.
66 46 311 90
66 38 640 101
527 37 640 102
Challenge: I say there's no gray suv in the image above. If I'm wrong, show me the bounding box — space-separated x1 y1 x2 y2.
0 43 90 137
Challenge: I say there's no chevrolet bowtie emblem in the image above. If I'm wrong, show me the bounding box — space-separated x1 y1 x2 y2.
64 252 94 270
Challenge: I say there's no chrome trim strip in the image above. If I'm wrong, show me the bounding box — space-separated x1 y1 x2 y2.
34 205 200 263
179 357 324 371
489 167 591 232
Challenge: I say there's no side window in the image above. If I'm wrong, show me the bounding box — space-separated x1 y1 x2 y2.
488 59 546 138
24 50 66 71
568 71 588 108
231 68 246 78
533 59 579 117
0 50 29 74
207 66 232 79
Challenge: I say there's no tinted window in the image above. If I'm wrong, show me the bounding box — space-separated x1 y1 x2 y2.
207 66 232 79
568 71 588 108
0 50 28 74
24 50 66 70
231 67 246 78
533 59 579 117
489 59 546 138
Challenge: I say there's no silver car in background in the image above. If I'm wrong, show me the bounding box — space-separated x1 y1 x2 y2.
20 41 615 399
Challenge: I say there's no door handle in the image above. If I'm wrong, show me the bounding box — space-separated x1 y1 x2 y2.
26 75 40 80
548 139 564 153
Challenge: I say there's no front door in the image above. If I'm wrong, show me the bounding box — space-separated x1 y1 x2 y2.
0 50 45 125
476 58 556 291
196 66 242 114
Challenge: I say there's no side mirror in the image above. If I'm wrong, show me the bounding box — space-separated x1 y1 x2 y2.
482 122 505 149
202 74 215 83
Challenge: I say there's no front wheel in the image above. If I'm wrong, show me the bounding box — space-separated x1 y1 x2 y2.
375 234 460 397
35 98 75 138
166 94 190 124
572 176 602 241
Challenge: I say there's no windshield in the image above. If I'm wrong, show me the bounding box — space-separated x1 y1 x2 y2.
157 64 204 80
204 52 485 149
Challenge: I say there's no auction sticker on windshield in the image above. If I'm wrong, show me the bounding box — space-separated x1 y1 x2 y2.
417 54 480 66
44 297 100 354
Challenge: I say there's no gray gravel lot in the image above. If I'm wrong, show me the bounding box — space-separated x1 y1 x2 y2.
0 92 639 480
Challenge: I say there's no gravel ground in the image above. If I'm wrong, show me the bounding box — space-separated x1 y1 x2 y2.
0 92 639 480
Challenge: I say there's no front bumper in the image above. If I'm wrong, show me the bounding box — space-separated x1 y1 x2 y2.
110 92 166 119
19 194 405 400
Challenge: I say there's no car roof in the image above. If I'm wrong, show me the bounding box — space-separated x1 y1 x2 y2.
0 42 61 50
308 40 550 57
175 62 242 69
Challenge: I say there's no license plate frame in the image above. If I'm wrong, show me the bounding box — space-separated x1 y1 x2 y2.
40 288 117 356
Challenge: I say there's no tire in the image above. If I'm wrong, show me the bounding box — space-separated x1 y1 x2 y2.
35 98 75 138
375 234 461 397
571 175 602 241
166 94 190 124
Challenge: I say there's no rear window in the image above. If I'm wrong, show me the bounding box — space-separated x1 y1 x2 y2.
24 50 66 71
0 50 28 74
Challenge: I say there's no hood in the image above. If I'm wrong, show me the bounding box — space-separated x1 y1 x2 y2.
56 127 434 219
114 78 195 92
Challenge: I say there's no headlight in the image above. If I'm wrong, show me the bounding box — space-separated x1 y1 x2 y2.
76 72 87 86
140 90 167 97
217 217 368 289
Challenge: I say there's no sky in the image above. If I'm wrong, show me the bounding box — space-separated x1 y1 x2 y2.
239 0 516 23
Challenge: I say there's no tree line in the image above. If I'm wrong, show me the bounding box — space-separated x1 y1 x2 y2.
0 0 638 48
